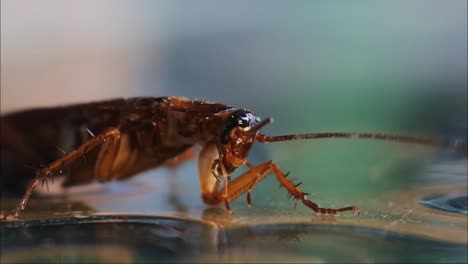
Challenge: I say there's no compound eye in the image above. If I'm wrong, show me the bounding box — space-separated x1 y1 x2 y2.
221 112 253 144
237 115 250 127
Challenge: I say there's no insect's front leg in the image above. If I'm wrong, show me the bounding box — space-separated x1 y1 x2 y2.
268 162 360 215
201 160 360 215
200 161 272 208
0 128 121 220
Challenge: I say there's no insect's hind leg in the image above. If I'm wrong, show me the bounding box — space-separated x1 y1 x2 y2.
202 161 360 215
0 128 121 220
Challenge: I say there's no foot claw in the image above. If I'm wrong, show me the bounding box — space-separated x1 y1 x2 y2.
0 210 19 221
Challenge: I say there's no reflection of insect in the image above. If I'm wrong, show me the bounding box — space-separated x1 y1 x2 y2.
1 97 465 220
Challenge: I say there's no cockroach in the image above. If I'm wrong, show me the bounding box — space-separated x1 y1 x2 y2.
0 97 465 220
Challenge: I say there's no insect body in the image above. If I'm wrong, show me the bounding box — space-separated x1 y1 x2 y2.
0 97 464 220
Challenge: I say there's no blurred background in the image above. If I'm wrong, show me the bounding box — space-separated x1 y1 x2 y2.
1 1 467 263
2 0 466 200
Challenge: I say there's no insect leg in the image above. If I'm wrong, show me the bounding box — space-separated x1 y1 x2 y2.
201 161 273 207
269 162 360 215
202 161 359 215
0 128 121 220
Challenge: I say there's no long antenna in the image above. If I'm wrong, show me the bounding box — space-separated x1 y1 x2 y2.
255 132 466 150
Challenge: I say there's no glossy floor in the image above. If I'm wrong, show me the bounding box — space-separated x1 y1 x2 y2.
1 151 467 263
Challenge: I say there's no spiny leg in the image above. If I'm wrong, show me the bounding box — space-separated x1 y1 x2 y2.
0 128 121 220
269 163 360 215
201 161 273 208
244 162 262 208
201 161 359 215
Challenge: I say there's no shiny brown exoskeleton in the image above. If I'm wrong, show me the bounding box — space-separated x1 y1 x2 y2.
1 97 465 220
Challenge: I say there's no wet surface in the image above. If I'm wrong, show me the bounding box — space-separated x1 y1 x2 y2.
2 216 466 263
419 194 467 215
2 1 467 262
1 216 219 263
1 154 467 263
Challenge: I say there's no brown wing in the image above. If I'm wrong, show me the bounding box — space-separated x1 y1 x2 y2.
0 98 153 192
1 97 216 192
61 129 193 186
